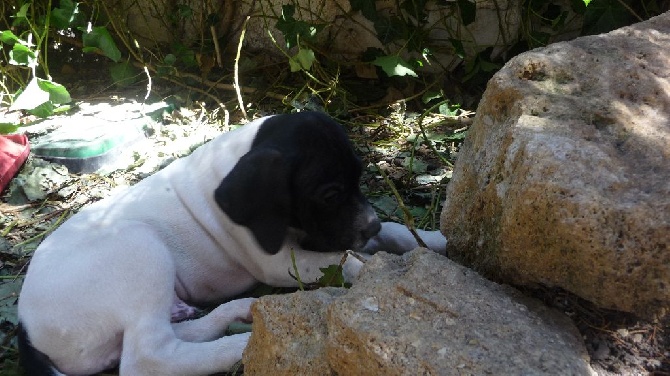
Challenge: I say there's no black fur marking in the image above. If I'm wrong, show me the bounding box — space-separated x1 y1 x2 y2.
17 322 58 376
214 148 290 254
215 111 380 254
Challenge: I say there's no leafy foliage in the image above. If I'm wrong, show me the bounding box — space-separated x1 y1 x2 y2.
0 1 121 125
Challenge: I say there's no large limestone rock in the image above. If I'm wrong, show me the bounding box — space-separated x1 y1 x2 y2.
244 249 594 375
440 13 670 318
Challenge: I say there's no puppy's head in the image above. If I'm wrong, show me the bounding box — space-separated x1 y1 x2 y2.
214 112 381 254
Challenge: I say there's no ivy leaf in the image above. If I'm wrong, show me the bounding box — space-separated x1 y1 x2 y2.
28 101 56 118
110 62 139 87
275 4 323 49
0 123 20 134
289 48 315 72
439 102 460 116
82 26 121 62
422 90 443 104
163 53 177 65
0 30 20 45
457 0 477 26
36 79 72 104
9 78 49 112
12 3 31 27
372 55 418 77
51 0 80 29
10 77 71 116
9 43 37 66
318 265 349 288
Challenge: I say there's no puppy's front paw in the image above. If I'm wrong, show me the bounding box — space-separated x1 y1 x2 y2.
341 251 366 282
419 230 447 255
223 297 256 323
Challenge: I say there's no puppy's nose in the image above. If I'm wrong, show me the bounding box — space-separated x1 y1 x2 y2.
362 216 382 239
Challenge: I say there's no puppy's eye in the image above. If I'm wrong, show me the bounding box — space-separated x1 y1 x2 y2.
322 188 341 202
318 185 343 203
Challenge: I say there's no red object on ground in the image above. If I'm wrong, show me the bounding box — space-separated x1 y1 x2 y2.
0 134 30 193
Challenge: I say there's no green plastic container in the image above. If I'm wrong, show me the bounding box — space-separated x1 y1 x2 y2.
32 120 145 173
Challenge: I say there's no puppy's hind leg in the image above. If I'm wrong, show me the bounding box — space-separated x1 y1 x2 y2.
121 319 251 376
172 297 255 342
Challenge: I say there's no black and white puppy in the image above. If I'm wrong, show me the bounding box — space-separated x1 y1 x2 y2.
18 111 446 375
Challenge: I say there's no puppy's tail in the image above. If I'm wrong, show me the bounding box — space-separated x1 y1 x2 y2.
17 322 61 376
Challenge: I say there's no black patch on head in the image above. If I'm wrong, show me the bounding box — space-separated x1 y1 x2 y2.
216 111 381 254
214 148 290 255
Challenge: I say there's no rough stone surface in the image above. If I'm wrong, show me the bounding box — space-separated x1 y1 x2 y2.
242 287 345 375
244 249 594 375
440 12 670 318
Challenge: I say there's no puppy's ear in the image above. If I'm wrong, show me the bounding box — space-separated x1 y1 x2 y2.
214 148 290 254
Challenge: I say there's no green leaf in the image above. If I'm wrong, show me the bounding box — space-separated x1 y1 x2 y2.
583 0 593 5
9 78 70 115
439 102 460 116
163 53 177 65
172 43 198 67
12 3 31 27
0 123 20 134
456 0 477 26
0 30 20 45
318 265 348 287
289 48 315 72
36 78 71 104
82 26 121 62
422 90 443 104
51 0 79 29
9 43 36 66
275 4 323 49
9 78 49 111
110 61 138 87
28 101 56 118
372 55 418 77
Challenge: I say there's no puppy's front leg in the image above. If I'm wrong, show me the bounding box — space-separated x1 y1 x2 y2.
362 222 447 255
172 298 255 342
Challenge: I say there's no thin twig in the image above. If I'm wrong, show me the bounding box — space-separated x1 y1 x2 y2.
615 0 643 21
289 248 305 291
376 166 428 248
210 25 223 69
13 209 69 249
235 16 250 120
